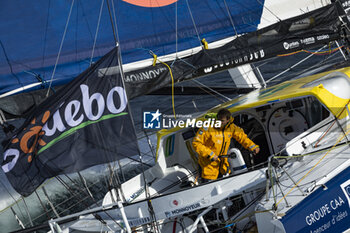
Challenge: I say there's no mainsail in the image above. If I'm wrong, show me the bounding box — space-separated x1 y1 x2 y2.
1 47 139 197
0 0 346 117
0 0 268 118
0 0 265 96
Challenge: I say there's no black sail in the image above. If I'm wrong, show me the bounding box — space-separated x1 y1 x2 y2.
1 47 139 197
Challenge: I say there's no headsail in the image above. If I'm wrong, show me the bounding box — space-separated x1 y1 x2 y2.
1 47 139 197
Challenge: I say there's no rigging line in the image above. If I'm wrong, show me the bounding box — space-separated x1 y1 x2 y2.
61 163 120 207
34 190 51 220
42 187 60 218
113 28 153 231
42 178 105 216
176 0 178 56
266 45 328 84
111 0 120 43
10 207 25 230
46 0 75 97
185 0 202 46
78 172 95 202
106 0 118 45
53 174 124 229
0 40 22 86
315 100 350 147
190 81 229 103
144 130 157 158
254 0 281 22
276 126 350 207
90 0 105 66
41 0 51 79
107 162 119 195
32 153 123 229
226 0 273 30
75 1 79 67
272 50 341 85
22 198 34 227
223 0 239 36
117 160 126 182
335 40 347 60
0 180 26 221
277 46 342 57
77 0 97 45
191 79 232 101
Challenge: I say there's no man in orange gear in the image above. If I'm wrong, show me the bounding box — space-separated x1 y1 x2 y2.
192 108 260 182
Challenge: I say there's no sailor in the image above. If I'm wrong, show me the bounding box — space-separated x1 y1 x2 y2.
192 108 260 182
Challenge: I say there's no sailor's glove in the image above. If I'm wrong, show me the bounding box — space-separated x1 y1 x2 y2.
253 147 260 155
207 151 218 161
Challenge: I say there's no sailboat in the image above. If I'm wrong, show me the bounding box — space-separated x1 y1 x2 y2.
1 0 350 232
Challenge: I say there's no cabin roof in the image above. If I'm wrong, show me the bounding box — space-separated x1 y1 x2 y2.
209 66 350 116
209 67 350 112
157 66 350 141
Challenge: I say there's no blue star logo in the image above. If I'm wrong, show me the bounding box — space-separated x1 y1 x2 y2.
143 110 162 129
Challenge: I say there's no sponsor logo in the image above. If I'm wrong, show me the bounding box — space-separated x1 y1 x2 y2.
303 180 350 231
289 18 313 31
143 110 162 129
340 179 350 208
342 0 350 9
317 34 330 40
123 0 177 7
203 49 265 74
2 84 128 173
300 37 315 45
283 41 300 50
165 202 201 218
170 199 183 207
126 187 145 203
143 110 222 129
129 217 151 227
125 67 167 83
305 196 345 226
292 18 312 26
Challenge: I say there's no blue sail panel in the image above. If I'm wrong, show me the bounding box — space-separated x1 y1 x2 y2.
0 0 264 97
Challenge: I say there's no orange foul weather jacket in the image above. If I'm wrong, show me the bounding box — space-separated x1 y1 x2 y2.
192 118 259 180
